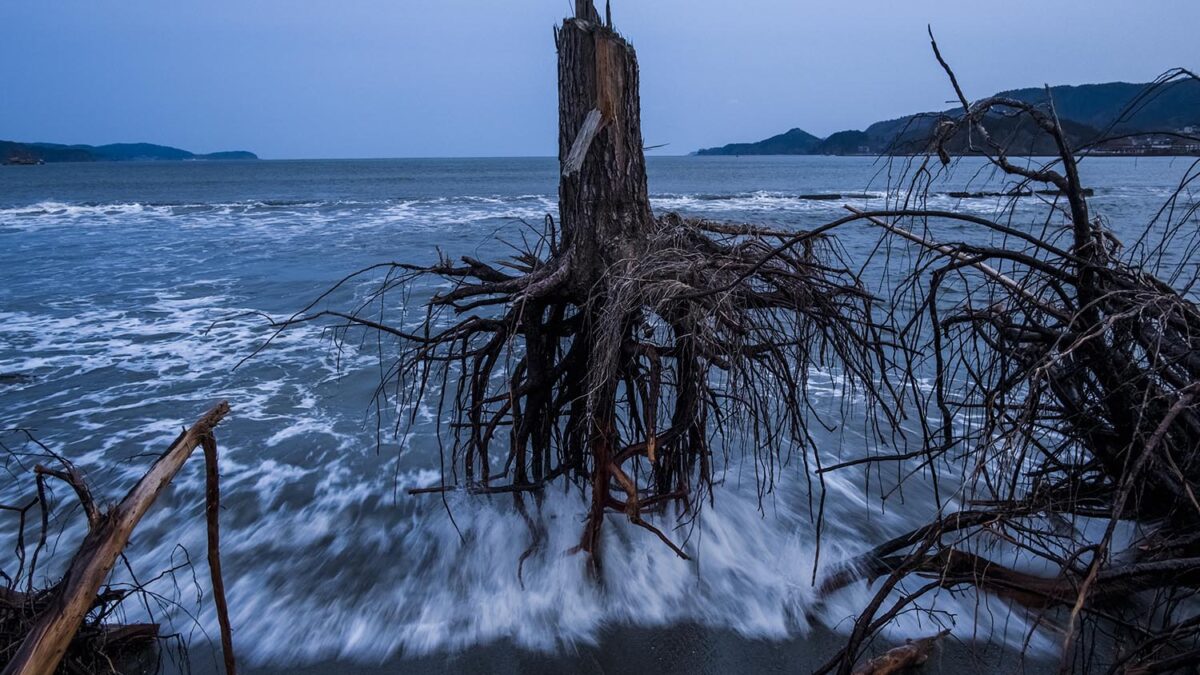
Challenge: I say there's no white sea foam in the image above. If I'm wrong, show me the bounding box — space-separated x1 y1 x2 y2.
1 165 1173 666
101 456 1063 665
0 195 562 236
0 273 1060 665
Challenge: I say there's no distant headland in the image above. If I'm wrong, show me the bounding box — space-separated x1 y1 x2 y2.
1 140 258 165
697 80 1200 156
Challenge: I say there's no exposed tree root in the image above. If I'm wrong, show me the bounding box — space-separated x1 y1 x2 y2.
815 41 1200 675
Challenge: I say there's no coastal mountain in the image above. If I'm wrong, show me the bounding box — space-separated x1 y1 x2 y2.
702 128 823 156
995 81 1200 132
696 79 1200 156
1 140 258 164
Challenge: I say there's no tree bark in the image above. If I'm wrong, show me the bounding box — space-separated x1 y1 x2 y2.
557 2 655 293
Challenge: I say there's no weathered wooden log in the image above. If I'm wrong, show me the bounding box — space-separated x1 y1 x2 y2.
2 401 232 675
851 630 949 675
79 623 159 653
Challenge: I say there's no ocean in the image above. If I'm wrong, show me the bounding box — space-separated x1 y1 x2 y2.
1 156 1195 673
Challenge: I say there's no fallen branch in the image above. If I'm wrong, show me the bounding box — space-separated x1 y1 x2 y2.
3 401 233 675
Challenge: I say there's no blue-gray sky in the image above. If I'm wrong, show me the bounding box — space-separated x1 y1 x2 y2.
2 1 1197 158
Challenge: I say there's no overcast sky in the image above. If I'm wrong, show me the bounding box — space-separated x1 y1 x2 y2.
2 1 1197 158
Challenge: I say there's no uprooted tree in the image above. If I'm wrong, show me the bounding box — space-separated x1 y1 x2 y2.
266 0 889 571
811 51 1200 673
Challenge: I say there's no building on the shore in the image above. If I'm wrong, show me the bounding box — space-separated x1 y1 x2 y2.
1092 131 1200 156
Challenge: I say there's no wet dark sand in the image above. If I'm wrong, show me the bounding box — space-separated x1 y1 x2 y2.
178 623 1056 674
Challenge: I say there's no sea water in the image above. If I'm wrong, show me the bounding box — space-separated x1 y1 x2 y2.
1 156 1195 668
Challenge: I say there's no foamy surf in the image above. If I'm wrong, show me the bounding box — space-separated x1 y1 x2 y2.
1 156 1182 667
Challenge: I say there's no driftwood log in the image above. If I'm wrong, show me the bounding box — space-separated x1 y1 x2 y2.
851 630 949 675
2 402 235 675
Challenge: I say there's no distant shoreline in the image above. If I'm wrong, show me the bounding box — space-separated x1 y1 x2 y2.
7 153 1200 166
2 140 257 165
696 80 1200 158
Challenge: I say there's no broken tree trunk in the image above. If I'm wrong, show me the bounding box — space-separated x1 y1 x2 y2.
3 402 233 675
557 1 655 290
